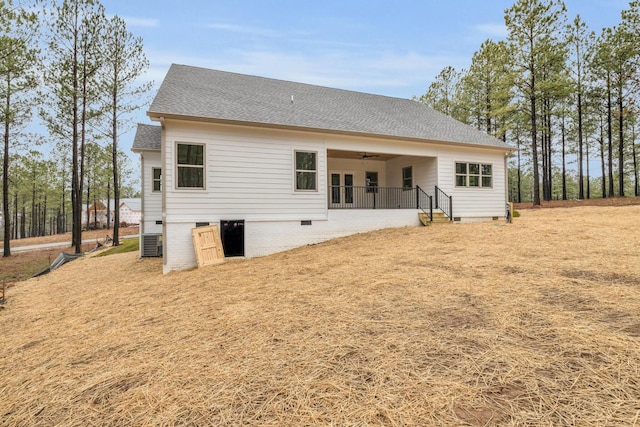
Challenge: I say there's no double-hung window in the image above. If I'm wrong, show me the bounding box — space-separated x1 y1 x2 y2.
455 162 492 188
152 168 162 192
295 151 317 191
177 143 204 189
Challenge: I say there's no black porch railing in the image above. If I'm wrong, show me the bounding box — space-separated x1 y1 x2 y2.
435 186 453 221
416 185 432 221
329 185 432 212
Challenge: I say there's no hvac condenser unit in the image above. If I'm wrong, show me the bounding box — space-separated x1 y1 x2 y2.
141 234 162 257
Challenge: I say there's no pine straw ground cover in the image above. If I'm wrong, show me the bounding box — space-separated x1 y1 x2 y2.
1 206 639 426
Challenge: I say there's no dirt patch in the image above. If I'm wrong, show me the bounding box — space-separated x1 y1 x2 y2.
1 206 640 425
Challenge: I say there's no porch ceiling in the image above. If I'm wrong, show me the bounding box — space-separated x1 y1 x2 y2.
327 149 399 161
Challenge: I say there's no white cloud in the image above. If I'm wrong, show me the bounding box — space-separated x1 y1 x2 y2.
207 23 280 38
122 16 159 28
473 23 508 38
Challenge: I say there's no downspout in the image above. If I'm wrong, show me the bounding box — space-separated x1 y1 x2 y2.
504 152 510 216
159 117 167 268
504 153 509 203
139 152 145 257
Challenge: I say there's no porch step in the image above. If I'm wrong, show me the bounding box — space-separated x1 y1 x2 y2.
418 211 450 226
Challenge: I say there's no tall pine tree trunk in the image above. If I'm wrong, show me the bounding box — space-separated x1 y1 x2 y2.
618 89 625 196
71 8 82 253
578 92 584 199
561 114 567 200
600 123 607 198
517 137 522 203
607 72 614 197
112 88 120 246
13 193 18 239
2 75 11 256
85 166 91 229
531 91 540 206
633 136 638 197
586 139 590 199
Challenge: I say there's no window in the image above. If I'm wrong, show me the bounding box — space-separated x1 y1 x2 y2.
455 162 492 188
295 151 317 191
482 164 493 187
152 168 162 192
344 174 353 203
331 173 340 203
402 166 412 189
177 143 204 188
366 171 378 193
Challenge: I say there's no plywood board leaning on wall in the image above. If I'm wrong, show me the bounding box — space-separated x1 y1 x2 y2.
191 225 225 267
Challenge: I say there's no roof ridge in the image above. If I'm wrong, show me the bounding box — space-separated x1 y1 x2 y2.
168 63 419 104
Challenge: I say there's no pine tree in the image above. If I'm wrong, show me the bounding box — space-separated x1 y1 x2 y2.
41 0 105 253
0 0 39 256
98 15 151 246
505 0 568 206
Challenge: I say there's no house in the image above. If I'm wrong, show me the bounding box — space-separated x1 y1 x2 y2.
81 198 141 228
118 198 142 225
133 64 516 273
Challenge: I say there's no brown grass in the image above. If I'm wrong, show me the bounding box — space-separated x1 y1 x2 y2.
1 206 639 426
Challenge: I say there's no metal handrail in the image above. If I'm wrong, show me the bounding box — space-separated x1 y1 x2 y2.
416 185 433 221
434 186 453 221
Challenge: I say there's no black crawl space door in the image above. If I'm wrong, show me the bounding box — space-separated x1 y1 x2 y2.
220 220 245 257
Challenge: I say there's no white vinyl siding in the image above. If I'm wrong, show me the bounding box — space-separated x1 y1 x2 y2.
162 121 327 222
436 150 506 218
141 151 162 234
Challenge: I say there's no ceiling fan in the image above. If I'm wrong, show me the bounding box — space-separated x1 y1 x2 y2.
360 152 380 159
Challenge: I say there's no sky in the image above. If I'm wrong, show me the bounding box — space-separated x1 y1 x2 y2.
97 0 631 166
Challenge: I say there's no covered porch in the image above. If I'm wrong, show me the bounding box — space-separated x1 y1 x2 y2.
325 149 452 220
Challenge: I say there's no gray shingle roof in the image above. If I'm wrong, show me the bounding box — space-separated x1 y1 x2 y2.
132 123 161 152
148 64 513 150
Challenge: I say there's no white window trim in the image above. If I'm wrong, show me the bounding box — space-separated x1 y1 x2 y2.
175 142 206 190
455 161 493 189
294 149 318 192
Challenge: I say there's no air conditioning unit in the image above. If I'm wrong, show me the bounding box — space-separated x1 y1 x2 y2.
141 234 162 257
